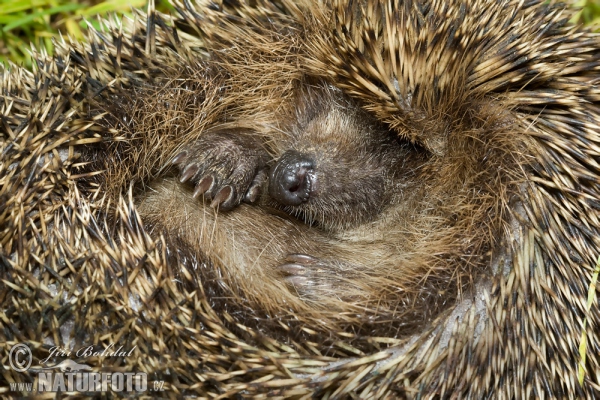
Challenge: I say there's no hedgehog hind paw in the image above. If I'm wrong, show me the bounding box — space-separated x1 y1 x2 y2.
278 253 339 299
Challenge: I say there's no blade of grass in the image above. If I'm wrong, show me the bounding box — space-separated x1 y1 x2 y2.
3 3 84 33
0 0 48 15
578 255 600 386
64 18 84 40
78 0 147 17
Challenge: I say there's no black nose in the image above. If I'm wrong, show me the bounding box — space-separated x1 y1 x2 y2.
269 150 315 206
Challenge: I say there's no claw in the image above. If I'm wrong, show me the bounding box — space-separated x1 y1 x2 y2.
244 185 261 203
279 263 306 275
171 151 188 165
285 254 319 264
193 175 214 198
180 164 199 183
285 275 308 287
243 169 267 203
211 185 234 208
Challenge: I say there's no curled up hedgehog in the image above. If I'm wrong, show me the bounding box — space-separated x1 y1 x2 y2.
1 0 600 397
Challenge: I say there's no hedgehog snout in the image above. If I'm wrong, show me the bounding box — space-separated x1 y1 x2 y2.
269 150 316 206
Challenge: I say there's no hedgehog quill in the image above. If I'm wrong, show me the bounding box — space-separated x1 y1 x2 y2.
1 0 600 398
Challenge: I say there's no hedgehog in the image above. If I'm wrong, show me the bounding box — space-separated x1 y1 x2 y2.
141 82 437 319
1 0 600 398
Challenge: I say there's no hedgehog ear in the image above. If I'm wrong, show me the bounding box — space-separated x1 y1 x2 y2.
388 112 448 157
417 131 447 157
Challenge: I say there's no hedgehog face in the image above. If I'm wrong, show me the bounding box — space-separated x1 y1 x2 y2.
268 87 403 231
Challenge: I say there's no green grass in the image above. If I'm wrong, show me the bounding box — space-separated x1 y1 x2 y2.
578 255 600 385
0 0 173 68
572 0 600 24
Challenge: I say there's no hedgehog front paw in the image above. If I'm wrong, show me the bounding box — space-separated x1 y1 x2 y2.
172 130 269 210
